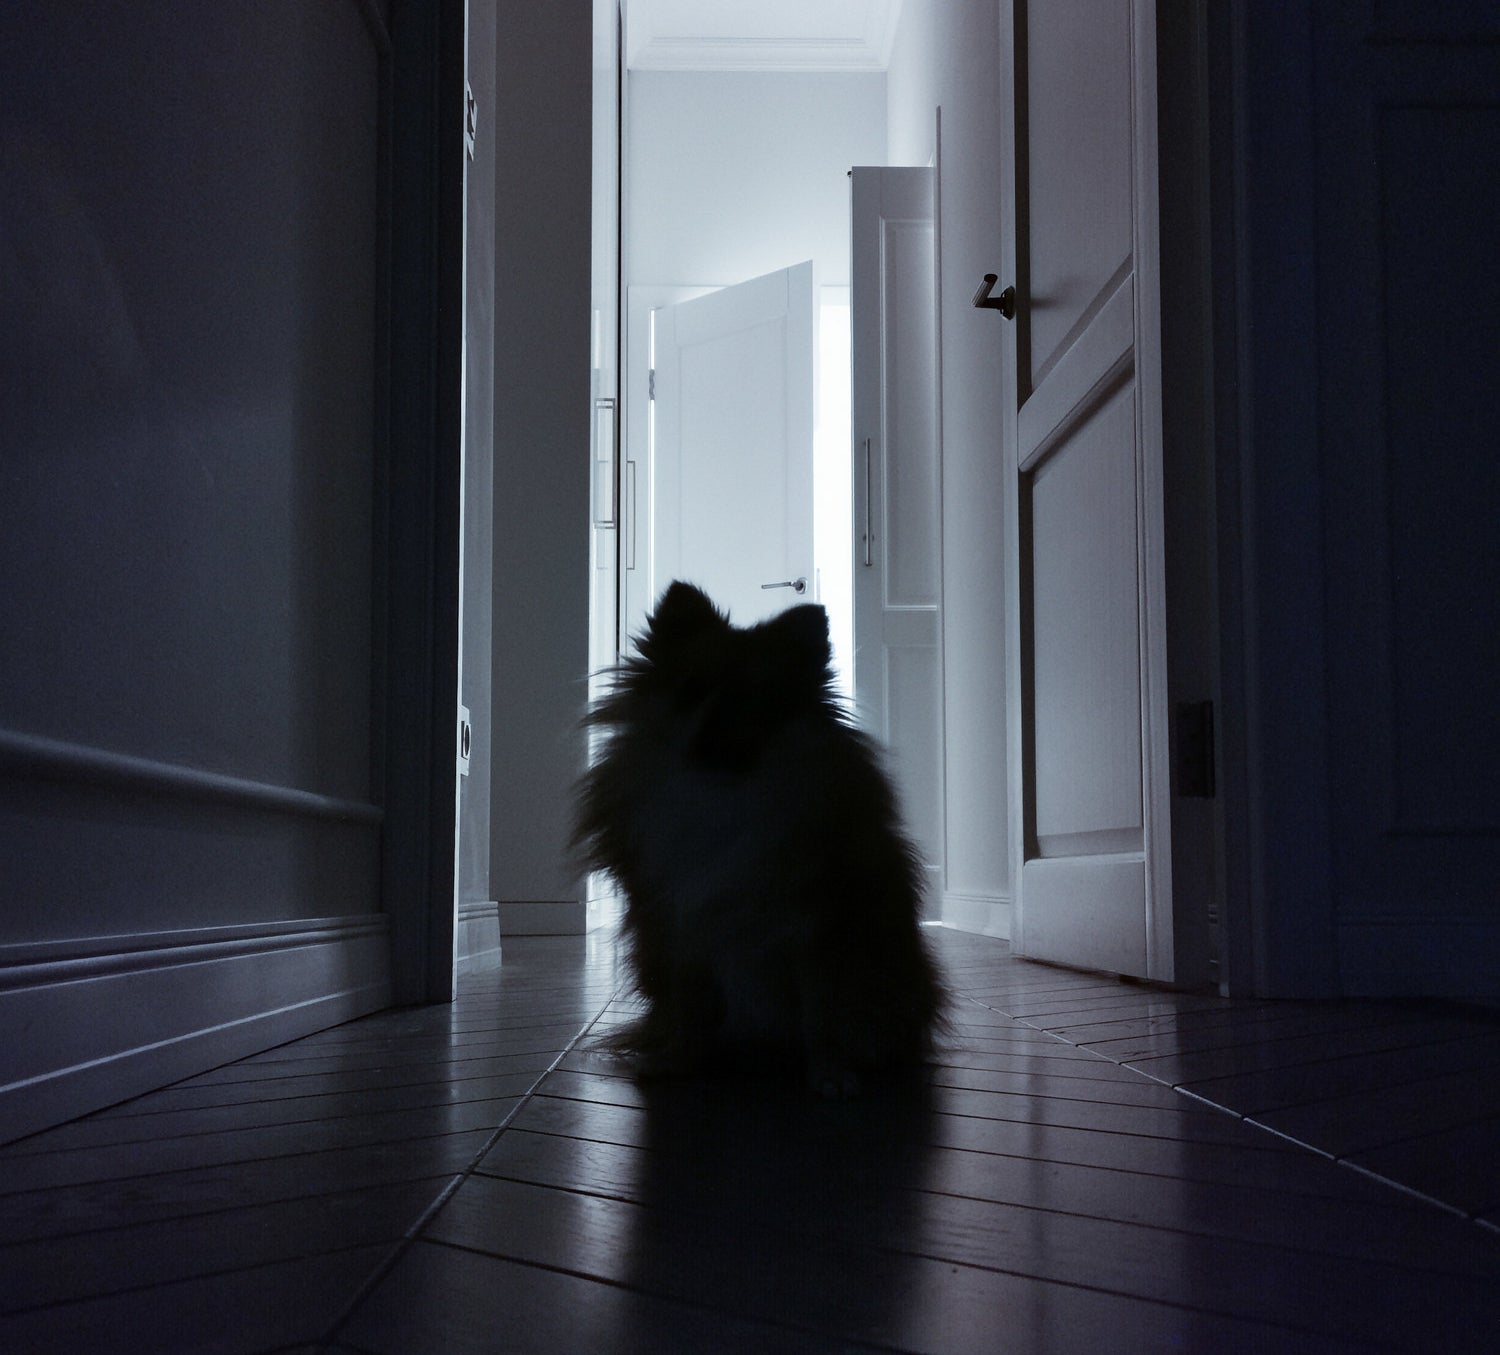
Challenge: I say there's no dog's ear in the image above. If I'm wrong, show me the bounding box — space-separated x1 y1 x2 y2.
642 581 725 656
769 603 832 671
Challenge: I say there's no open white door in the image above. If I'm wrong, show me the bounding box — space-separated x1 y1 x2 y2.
850 168 942 910
643 262 815 630
1001 1 1175 979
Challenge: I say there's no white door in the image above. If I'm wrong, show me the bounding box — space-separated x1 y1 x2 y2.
646 262 815 629
850 167 943 911
1001 1 1175 979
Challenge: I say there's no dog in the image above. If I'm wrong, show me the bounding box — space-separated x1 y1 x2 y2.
574 581 946 1097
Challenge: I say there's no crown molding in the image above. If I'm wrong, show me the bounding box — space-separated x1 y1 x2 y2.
625 0 903 73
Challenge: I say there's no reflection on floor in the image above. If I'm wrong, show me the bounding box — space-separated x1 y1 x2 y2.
3 927 1499 1353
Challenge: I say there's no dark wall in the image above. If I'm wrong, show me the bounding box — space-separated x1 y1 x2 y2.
1226 0 1500 998
0 1 384 943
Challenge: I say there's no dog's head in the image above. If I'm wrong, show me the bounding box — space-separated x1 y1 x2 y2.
633 581 836 770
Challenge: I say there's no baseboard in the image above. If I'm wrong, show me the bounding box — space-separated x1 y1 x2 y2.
0 914 392 1145
497 899 587 936
941 891 1013 940
586 892 624 933
457 900 502 975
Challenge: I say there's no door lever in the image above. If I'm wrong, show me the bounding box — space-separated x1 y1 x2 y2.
972 273 1016 319
760 577 808 595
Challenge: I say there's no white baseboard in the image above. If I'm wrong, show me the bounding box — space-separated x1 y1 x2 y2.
586 892 624 933
941 891 1013 940
497 900 587 936
457 900 502 975
0 915 391 1145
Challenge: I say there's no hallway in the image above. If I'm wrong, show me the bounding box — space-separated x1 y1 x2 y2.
3 928 1499 1352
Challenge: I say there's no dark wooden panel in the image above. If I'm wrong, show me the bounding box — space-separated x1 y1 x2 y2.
0 1244 389 1354
925 1062 1209 1110
422 1174 1371 1354
510 1085 1366 1199
0 1179 439 1312
1348 1119 1500 1218
0 1130 491 1245
341 1240 882 1355
1174 1034 1500 1116
927 1046 1164 1083
1104 1019 1483 1083
107 1049 558 1112
1253 1069 1500 1160
2 1072 541 1154
487 1119 1495 1274
467 1128 1500 1349
0 1098 521 1194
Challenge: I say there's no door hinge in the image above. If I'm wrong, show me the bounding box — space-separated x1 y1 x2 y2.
648 368 656 401
464 82 477 161
1175 700 1215 799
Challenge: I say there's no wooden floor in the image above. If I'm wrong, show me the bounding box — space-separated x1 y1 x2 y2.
3 927 1500 1353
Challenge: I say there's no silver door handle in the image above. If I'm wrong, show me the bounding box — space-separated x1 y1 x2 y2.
760 577 807 594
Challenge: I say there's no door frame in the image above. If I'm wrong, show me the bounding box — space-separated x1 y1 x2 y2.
620 284 716 649
381 0 467 1005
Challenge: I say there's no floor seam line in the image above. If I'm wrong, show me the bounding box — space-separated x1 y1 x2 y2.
316 983 625 1345
958 986 1498 1232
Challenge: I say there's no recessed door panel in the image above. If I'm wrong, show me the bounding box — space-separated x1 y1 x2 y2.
1025 0 1134 386
1028 378 1143 854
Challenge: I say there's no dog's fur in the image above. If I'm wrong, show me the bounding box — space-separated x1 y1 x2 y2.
574 581 945 1096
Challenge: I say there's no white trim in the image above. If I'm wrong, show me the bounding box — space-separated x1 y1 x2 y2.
624 1 905 73
620 283 720 649
0 915 391 1144
629 36 886 73
997 0 1028 975
941 892 1013 941
0 916 387 986
0 727 382 824
456 900 502 975
1130 0 1177 987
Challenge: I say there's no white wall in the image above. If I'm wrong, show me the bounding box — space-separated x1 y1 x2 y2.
626 70 886 288
887 0 1012 936
490 4 595 930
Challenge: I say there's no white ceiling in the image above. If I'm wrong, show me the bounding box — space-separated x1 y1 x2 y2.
623 0 904 72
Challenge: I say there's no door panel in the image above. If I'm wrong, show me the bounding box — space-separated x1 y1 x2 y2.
649 263 814 628
1025 0 1134 384
1006 0 1173 979
851 168 943 906
1029 379 1142 855
877 218 942 607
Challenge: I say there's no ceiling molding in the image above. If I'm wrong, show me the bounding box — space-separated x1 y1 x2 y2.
624 0 904 73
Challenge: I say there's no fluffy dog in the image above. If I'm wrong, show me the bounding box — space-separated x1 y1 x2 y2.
574 581 945 1096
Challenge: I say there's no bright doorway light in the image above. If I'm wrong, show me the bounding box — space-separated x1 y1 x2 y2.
815 290 853 702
